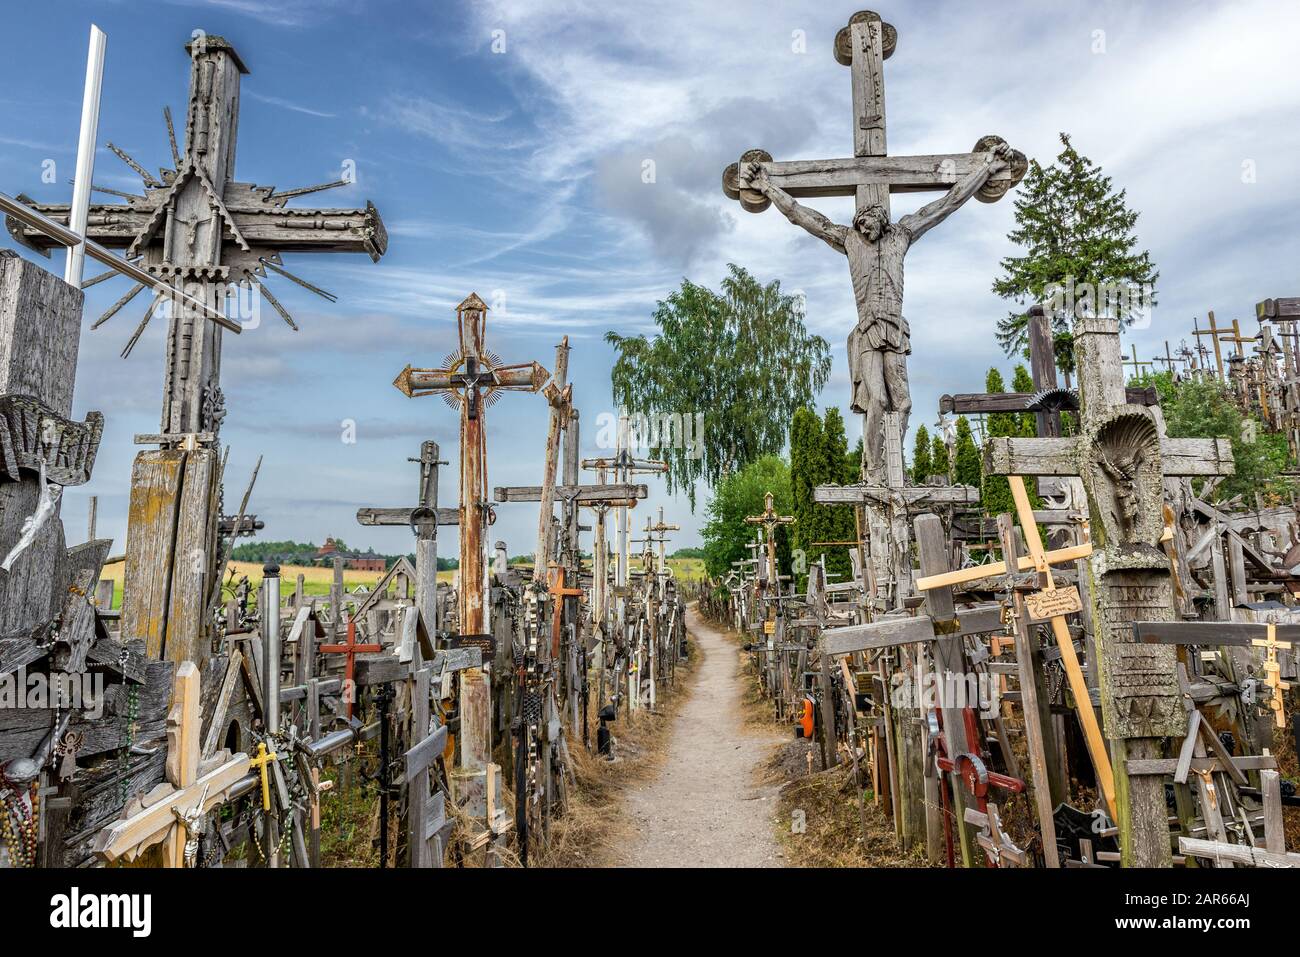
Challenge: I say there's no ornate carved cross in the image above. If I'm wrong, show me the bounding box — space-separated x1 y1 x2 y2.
392 293 548 818
6 34 387 441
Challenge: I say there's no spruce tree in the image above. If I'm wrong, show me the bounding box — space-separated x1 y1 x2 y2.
991 133 1159 379
912 424 934 482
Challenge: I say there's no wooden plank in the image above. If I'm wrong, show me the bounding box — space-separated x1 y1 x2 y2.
163 448 217 664
405 724 449 782
914 543 1092 591
757 152 1015 197
812 484 978 506
985 436 1234 477
493 483 647 504
822 614 934 656
0 255 84 416
1261 769 1286 854
1133 621 1296 647
1179 836 1300 868
356 506 460 527
121 451 185 657
1126 754 1277 775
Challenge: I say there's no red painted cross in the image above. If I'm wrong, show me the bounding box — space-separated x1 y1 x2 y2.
318 619 383 719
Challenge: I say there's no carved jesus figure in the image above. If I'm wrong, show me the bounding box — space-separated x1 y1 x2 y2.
744 145 1011 477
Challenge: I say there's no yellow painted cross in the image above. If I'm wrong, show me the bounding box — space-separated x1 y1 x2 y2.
1006 476 1117 820
1252 623 1292 729
249 742 279 812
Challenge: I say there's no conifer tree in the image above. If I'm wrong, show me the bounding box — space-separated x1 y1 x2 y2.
932 433 951 481
981 369 1016 515
991 133 1159 379
954 416 982 488
912 424 934 482
1012 364 1037 436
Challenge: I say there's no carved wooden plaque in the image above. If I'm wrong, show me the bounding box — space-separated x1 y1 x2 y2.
1024 585 1083 622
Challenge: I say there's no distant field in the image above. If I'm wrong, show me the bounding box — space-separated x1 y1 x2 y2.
98 555 705 609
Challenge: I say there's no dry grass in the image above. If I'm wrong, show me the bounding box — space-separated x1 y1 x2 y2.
535 643 700 867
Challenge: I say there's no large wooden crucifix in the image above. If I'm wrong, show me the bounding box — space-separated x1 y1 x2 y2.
393 292 549 820
723 10 1025 485
984 317 1235 867
6 34 388 667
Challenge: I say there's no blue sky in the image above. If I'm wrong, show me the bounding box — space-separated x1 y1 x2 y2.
2 0 1298 561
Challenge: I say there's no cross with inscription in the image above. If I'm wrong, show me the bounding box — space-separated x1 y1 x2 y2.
393 292 549 820
984 316 1235 867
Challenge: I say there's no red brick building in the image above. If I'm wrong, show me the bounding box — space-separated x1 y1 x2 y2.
314 538 387 573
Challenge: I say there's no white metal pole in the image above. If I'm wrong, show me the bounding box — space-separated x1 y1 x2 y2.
65 24 107 287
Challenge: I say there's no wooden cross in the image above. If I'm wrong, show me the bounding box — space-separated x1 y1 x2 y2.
745 491 795 595
93 662 249 866
1218 318 1258 360
356 440 454 643
581 429 667 664
393 292 548 818
821 522 1010 865
724 11 1023 216
914 496 1112 855
405 666 452 867
7 34 386 440
1123 343 1153 381
1192 312 1227 380
1147 622 1295 731
532 337 574 579
985 317 1236 866
318 619 382 720
1154 340 1180 376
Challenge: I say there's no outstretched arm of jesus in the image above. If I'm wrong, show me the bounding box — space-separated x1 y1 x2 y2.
744 163 847 254
899 144 1011 242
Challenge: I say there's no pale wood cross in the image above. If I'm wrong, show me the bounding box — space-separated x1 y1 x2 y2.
1192 312 1227 380
93 662 249 866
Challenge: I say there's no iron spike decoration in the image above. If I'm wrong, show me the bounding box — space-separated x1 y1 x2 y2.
4 31 389 438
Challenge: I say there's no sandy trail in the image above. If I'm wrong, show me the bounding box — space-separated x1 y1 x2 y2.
618 607 786 867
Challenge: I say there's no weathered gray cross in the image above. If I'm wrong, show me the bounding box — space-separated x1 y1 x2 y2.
356 440 456 644
6 33 386 441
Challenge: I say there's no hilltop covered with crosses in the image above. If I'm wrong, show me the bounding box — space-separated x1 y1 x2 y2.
0 8 1295 921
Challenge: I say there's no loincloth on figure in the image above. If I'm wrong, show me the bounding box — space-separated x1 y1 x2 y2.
847 315 911 414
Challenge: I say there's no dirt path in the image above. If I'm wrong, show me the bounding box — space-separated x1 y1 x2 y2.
618 607 786 867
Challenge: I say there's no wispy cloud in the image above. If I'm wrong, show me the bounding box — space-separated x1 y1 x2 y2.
246 91 336 118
